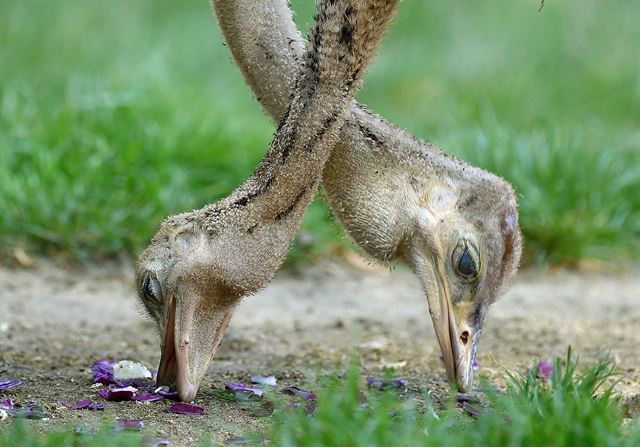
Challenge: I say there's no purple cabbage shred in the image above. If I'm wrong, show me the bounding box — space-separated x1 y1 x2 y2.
537 361 554 381
69 399 105 411
72 399 92 410
168 402 205 415
132 392 163 402
97 385 138 401
366 376 407 391
156 387 179 401
455 393 480 404
0 379 23 391
225 382 264 398
282 386 317 401
92 360 117 385
0 399 14 410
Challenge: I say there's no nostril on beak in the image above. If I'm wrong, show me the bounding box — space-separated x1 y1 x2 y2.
460 331 469 345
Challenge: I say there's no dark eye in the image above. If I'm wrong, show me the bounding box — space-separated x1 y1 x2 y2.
457 249 476 277
452 240 481 281
142 276 162 303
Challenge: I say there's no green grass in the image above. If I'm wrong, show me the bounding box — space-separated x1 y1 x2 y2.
1 1 638 263
267 350 640 447
0 425 143 447
2 350 638 446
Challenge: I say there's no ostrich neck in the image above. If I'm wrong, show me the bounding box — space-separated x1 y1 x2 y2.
199 0 401 265
212 0 468 261
205 1 356 230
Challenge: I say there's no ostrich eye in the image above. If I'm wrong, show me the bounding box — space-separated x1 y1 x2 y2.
142 276 162 303
457 249 476 277
452 240 480 281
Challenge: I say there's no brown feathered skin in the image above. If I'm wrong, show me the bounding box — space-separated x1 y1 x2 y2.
136 0 399 402
212 0 522 392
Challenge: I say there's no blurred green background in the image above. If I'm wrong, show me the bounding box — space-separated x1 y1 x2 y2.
1 0 638 265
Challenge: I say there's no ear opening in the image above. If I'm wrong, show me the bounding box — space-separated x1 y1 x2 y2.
175 226 200 253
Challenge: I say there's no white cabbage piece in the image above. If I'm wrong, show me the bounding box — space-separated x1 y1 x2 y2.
112 360 152 380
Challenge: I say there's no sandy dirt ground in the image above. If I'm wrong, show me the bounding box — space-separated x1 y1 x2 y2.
0 258 638 445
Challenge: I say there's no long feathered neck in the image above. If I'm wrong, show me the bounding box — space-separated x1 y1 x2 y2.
212 0 303 121
196 0 396 233
212 0 514 263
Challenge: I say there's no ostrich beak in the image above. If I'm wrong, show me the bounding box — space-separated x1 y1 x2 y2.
420 261 479 392
156 291 235 401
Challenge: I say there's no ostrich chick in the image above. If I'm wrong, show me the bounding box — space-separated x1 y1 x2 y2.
136 0 399 401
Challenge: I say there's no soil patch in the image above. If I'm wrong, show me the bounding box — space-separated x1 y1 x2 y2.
1 259 638 444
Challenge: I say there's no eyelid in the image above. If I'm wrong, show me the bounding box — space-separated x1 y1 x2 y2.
141 276 150 296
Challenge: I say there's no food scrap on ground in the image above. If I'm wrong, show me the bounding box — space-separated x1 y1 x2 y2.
222 380 278 416
0 399 13 410
366 376 407 391
156 387 179 401
90 359 177 403
282 386 317 401
133 392 164 402
0 399 13 421
455 393 480 404
113 360 153 381
168 402 205 416
74 400 106 411
0 379 23 391
225 382 264 398
91 359 154 387
98 385 138 402
537 361 554 381
250 375 277 387
92 359 118 385
60 399 106 411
